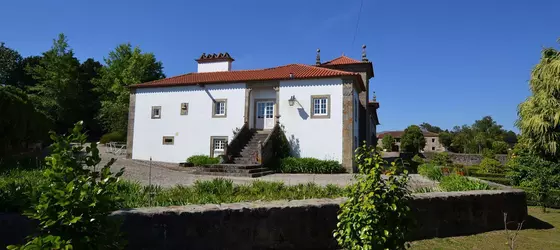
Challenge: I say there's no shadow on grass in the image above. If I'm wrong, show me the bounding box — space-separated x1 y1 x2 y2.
522 215 554 230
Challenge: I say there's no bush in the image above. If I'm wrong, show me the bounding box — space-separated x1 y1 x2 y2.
439 174 491 191
99 131 126 144
186 155 220 166
276 157 345 173
9 122 125 249
0 169 43 213
418 163 443 181
430 152 452 166
412 154 424 165
478 176 511 185
334 144 412 249
479 157 504 173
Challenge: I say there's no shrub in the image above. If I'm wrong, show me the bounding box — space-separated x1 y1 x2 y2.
9 122 125 249
480 157 504 173
430 152 452 166
99 131 126 144
334 144 412 249
186 155 220 165
277 157 345 173
478 176 511 186
0 169 43 213
412 154 424 165
418 163 443 181
439 174 491 191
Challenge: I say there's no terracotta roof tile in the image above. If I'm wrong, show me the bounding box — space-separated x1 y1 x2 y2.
321 56 365 66
377 130 439 139
131 64 363 89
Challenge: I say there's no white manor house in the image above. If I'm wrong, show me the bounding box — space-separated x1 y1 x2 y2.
126 47 379 173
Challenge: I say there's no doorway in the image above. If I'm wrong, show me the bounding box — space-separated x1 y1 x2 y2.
254 100 275 130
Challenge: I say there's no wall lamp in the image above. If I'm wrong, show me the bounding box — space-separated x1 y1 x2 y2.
288 95 297 106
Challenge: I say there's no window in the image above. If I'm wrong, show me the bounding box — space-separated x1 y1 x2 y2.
162 136 174 145
432 138 435 143
431 147 435 151
151 106 161 119
210 136 228 157
310 95 330 118
212 99 227 118
180 103 188 115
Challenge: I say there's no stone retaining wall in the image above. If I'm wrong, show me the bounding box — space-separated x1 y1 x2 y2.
0 189 527 249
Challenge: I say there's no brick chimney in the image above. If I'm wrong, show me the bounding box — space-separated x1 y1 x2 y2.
195 52 234 73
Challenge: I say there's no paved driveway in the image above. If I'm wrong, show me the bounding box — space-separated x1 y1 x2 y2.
99 146 435 189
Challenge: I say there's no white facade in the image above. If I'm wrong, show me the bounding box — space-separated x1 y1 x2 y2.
131 78 359 163
197 61 232 73
278 79 344 161
132 83 245 162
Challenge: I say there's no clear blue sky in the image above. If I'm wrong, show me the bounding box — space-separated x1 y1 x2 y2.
1 0 559 132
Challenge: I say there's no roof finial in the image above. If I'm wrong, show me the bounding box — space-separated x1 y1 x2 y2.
316 48 321 65
361 44 368 62
372 91 377 101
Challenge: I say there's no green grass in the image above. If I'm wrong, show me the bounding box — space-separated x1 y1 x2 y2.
0 170 346 212
410 206 560 250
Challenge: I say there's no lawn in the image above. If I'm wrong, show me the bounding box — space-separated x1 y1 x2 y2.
410 206 560 250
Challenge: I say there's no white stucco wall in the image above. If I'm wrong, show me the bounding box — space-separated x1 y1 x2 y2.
132 83 245 163
197 61 232 73
278 78 344 162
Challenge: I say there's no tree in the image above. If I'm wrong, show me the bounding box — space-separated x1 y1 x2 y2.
492 140 509 154
516 40 560 159
0 86 50 156
27 34 83 133
400 125 426 153
439 131 453 150
503 130 518 146
11 55 42 89
95 43 165 133
79 58 104 139
381 134 395 151
0 42 22 85
419 122 443 133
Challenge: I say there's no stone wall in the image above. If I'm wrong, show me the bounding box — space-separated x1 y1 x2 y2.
0 189 527 249
422 152 508 166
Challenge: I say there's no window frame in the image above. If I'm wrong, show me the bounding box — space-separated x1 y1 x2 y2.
212 99 228 118
180 103 189 115
151 106 162 119
310 95 331 119
210 136 228 157
162 136 174 145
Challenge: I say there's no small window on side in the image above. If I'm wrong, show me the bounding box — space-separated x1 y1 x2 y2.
180 103 188 115
162 136 174 145
431 147 435 151
310 95 331 118
151 106 161 119
212 99 227 118
432 138 435 143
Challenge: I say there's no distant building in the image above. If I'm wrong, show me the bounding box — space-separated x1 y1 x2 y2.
377 130 445 152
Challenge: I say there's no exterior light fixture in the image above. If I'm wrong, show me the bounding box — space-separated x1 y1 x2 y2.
288 95 296 106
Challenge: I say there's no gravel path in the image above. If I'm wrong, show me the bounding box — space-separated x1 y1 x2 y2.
98 146 436 189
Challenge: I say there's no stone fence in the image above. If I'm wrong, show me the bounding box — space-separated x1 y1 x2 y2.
0 188 527 250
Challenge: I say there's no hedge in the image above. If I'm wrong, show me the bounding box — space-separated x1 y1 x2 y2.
477 176 511 185
99 131 126 144
521 188 560 209
186 155 220 166
275 157 345 174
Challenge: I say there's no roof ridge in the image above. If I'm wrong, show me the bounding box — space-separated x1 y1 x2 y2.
294 63 359 75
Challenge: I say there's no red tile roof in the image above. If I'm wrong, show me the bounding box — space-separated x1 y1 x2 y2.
131 64 364 89
321 56 366 66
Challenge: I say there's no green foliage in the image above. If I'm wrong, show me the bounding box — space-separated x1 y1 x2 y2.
438 131 453 150
7 235 73 250
492 140 509 154
430 152 452 166
412 154 424 164
0 85 51 156
439 174 491 192
186 155 220 165
419 122 443 133
273 124 292 158
479 157 504 173
10 122 125 249
401 125 426 153
507 144 560 211
477 176 511 185
481 148 496 159
334 144 412 250
94 43 165 133
516 41 560 158
418 163 443 181
0 42 22 85
0 169 43 213
99 131 126 144
381 134 395 151
275 157 345 173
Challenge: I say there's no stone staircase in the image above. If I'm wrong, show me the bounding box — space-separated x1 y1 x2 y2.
194 130 275 178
